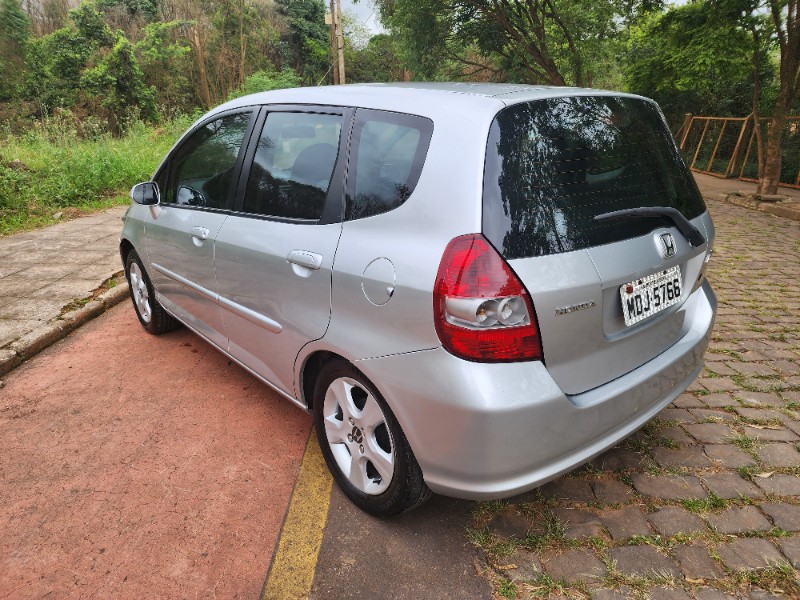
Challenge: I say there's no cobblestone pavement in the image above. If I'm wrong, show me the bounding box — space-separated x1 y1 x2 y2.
471 200 800 599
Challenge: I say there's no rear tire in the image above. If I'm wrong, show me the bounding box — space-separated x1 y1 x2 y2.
313 360 431 516
125 249 179 335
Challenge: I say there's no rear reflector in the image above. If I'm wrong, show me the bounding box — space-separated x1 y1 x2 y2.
434 234 542 362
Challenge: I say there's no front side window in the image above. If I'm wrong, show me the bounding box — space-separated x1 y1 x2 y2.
166 112 252 208
346 110 432 220
243 112 343 220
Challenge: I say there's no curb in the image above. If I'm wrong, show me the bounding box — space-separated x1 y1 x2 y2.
705 192 800 222
0 277 129 378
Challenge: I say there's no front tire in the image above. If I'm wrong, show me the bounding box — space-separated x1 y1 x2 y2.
125 249 179 335
313 361 431 516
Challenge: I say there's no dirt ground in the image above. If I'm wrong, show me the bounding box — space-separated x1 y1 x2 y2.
0 303 312 598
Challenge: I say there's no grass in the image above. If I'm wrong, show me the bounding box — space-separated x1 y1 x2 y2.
680 492 728 513
728 562 799 595
0 113 193 235
727 433 760 452
498 577 517 598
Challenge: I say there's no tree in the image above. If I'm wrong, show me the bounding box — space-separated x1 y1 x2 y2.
82 31 157 126
25 2 116 110
0 0 30 99
275 0 329 84
625 3 764 127
376 0 660 85
347 33 405 82
757 0 800 194
708 0 799 194
135 20 194 114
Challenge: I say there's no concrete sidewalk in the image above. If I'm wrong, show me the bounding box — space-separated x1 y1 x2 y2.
0 206 129 376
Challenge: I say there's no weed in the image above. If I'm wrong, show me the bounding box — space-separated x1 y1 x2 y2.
471 499 507 525
738 465 759 480
600 562 677 593
729 562 799 595
59 297 90 314
727 434 760 452
466 527 521 558
520 573 586 599
681 492 727 513
498 578 517 599
739 527 792 539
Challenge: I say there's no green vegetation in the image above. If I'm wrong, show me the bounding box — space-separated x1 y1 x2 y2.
680 492 728 513
0 114 192 234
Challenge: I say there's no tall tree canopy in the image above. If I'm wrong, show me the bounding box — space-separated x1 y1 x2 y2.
375 0 662 86
0 0 31 99
625 2 769 126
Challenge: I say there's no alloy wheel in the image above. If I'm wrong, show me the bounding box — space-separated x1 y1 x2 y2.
322 377 395 495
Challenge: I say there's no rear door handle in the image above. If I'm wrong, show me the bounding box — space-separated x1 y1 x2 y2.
191 226 210 240
287 250 322 270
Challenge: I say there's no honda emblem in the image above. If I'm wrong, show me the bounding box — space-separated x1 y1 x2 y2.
657 233 676 258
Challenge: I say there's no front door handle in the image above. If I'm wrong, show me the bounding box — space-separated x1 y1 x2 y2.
191 226 210 240
287 250 323 270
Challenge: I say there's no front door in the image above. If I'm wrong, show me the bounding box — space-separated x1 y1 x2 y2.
144 110 254 348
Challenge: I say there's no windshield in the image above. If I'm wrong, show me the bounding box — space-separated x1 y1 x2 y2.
483 96 706 259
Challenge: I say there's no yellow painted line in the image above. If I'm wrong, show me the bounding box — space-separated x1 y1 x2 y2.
261 430 333 600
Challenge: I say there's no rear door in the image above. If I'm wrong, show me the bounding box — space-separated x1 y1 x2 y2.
214 106 350 396
144 109 255 348
482 95 712 395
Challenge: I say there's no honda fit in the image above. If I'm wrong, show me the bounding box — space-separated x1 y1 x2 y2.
121 83 716 516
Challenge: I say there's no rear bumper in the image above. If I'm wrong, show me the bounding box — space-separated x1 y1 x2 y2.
355 280 716 500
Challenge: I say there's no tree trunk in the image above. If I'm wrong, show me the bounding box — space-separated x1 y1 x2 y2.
758 0 800 194
757 93 789 195
749 24 764 179
191 26 213 109
239 0 246 88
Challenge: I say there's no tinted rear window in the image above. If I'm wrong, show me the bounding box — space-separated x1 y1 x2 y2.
346 109 433 221
483 96 706 259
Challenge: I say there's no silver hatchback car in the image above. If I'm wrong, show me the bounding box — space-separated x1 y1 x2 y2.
121 83 716 516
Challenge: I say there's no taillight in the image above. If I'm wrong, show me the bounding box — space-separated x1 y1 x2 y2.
433 234 543 362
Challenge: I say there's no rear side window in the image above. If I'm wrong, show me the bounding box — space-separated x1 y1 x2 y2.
166 112 252 208
483 96 706 259
243 112 343 220
346 109 432 220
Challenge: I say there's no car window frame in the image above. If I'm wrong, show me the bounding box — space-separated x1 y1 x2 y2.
154 106 259 214
231 104 355 226
344 108 433 222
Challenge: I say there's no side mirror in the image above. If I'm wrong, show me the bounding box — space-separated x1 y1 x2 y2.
176 185 206 207
131 181 160 205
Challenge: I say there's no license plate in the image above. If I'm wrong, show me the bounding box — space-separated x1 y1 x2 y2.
620 265 682 327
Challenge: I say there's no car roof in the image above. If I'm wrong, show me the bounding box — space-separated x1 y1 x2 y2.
214 82 647 117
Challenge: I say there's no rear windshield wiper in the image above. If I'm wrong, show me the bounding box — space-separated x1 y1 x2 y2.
593 206 705 247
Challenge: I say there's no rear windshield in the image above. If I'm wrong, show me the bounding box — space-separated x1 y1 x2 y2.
483 96 706 259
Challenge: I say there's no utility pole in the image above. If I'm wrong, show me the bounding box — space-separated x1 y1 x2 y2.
327 0 338 84
327 0 345 84
335 0 345 84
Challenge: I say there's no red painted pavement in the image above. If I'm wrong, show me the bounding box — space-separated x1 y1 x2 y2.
0 302 311 598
